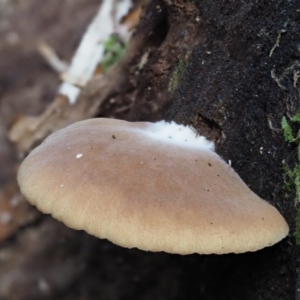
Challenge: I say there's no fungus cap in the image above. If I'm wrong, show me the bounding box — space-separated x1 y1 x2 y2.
17 118 289 254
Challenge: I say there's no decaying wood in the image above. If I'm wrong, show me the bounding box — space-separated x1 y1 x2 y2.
5 0 299 298
9 1 145 157
9 25 150 155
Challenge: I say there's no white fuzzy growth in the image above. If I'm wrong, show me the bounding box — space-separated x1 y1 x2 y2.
142 121 215 151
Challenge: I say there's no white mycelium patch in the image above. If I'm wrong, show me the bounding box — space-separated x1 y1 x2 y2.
142 121 215 151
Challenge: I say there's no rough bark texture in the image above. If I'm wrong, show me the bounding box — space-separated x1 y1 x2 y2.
105 0 297 299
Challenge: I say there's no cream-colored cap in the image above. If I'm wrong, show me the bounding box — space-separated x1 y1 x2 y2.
17 118 289 254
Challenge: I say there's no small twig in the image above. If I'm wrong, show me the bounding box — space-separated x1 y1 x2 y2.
37 41 68 73
269 29 286 57
293 70 300 88
268 117 282 133
271 69 286 90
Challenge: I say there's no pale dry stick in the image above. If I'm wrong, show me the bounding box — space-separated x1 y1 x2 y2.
9 34 145 157
37 42 68 73
269 29 286 57
59 0 133 104
9 0 149 157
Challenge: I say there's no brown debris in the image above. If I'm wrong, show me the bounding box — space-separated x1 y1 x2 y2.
8 72 124 156
120 6 142 31
0 217 86 300
0 183 39 244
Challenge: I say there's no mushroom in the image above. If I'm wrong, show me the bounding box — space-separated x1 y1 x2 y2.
17 118 289 254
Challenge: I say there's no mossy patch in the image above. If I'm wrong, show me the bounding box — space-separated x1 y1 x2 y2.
296 208 300 244
281 113 300 244
101 34 126 73
168 55 186 93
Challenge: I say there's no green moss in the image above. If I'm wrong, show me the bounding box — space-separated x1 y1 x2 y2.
282 165 295 192
282 115 300 244
291 112 300 122
296 208 300 244
168 56 186 93
294 164 300 202
101 34 126 73
281 116 294 142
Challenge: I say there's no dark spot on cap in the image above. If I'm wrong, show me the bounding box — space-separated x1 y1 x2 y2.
208 163 212 166
112 135 116 139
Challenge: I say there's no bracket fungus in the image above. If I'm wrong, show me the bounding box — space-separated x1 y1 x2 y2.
17 118 289 254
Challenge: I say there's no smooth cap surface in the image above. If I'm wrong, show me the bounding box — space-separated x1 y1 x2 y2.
18 118 289 254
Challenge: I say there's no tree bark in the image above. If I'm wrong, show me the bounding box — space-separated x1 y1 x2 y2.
113 0 297 298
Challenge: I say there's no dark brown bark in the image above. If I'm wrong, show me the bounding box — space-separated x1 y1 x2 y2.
105 0 297 299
